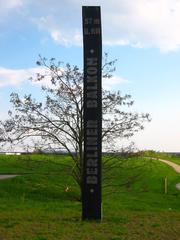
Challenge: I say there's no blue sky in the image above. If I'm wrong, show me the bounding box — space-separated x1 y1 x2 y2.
0 0 180 151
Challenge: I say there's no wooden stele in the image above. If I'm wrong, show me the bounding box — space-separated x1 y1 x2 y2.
82 6 102 220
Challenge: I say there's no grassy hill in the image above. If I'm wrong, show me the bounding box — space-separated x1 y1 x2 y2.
0 154 179 240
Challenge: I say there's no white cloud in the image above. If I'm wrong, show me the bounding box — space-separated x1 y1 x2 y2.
5 0 23 8
25 0 180 52
3 0 180 51
50 29 82 46
0 66 128 90
33 15 82 46
0 0 23 25
0 0 23 14
0 67 43 88
103 75 130 90
1 0 180 52
0 0 23 9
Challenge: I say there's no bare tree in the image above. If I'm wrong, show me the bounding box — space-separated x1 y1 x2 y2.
0 54 150 191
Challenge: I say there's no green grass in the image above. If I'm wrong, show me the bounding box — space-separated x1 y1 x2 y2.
0 154 179 240
142 150 180 165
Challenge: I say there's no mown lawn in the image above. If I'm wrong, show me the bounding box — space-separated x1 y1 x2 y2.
0 154 179 240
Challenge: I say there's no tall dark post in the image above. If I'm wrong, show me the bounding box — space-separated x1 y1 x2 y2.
82 6 102 220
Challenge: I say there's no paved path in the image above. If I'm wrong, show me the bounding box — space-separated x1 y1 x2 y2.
0 174 19 180
149 157 180 174
155 158 180 174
